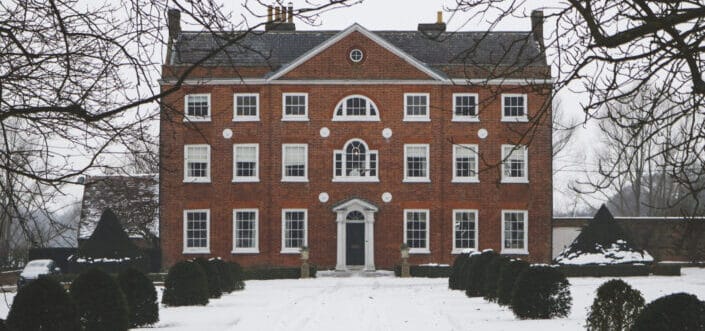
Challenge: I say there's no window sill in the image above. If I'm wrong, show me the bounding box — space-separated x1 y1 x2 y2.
282 178 309 183
183 178 211 184
451 117 480 123
501 249 529 255
282 117 310 122
501 117 528 123
409 248 431 254
232 249 260 254
183 249 210 254
500 179 529 184
452 178 479 183
332 177 379 183
183 117 211 123
233 178 260 183
403 178 431 183
402 117 431 122
280 249 303 254
232 117 260 122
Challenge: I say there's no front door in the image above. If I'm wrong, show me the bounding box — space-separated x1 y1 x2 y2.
346 223 365 265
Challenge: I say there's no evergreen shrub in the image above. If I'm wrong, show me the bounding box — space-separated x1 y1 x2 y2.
483 255 510 302
162 260 209 306
117 267 159 327
511 265 572 319
465 250 497 298
70 268 129 331
229 262 246 289
585 279 644 331
449 253 470 290
631 293 705 331
194 258 222 298
6 277 80 331
497 259 529 306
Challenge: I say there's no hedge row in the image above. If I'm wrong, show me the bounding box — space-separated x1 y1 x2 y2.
393 265 451 278
242 265 317 280
557 263 681 277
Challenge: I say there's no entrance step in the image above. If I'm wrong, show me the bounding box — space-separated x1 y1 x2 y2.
317 269 395 278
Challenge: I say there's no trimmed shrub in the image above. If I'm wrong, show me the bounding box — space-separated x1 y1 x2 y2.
211 259 235 293
497 259 529 306
6 277 80 331
449 253 470 290
458 253 479 291
241 265 316 280
394 264 451 278
194 258 222 298
585 279 644 331
228 262 246 289
483 255 510 302
466 250 497 297
70 268 129 331
117 267 159 327
511 265 572 319
162 260 209 306
631 293 705 331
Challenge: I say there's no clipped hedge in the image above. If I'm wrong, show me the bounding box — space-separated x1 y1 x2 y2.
632 293 705 331
117 267 159 328
228 262 245 290
497 259 529 306
211 259 235 293
6 277 80 331
465 250 497 298
585 279 644 331
193 258 222 299
483 255 510 302
449 253 470 290
394 265 451 278
162 260 209 307
651 263 681 276
242 265 317 280
70 268 129 331
511 265 572 319
557 264 650 277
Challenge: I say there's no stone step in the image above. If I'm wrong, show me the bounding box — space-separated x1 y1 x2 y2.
317 269 395 278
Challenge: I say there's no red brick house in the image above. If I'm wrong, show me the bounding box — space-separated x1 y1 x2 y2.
159 8 553 270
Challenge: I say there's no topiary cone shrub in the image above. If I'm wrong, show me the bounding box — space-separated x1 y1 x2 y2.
458 253 479 292
70 268 129 331
585 279 644 331
466 250 497 298
631 293 705 331
211 259 235 293
483 255 510 302
449 253 470 290
6 277 80 331
193 257 222 299
511 265 572 319
497 259 529 306
162 260 209 307
228 262 245 290
117 267 159 328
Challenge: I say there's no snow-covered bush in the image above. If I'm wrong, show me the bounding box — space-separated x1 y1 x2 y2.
496 259 529 306
162 260 209 306
117 267 159 327
632 293 705 331
6 277 80 331
193 258 222 298
228 262 245 289
211 259 235 293
70 268 129 331
585 279 644 330
483 255 510 302
449 253 470 290
511 265 572 319
465 250 496 298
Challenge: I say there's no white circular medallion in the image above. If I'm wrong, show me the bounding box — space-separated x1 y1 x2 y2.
222 128 233 139
477 128 488 139
319 192 330 203
381 192 392 203
320 127 330 138
382 128 393 139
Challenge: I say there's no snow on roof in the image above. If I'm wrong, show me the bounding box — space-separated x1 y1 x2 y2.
78 174 159 241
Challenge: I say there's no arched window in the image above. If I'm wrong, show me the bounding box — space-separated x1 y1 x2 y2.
346 211 365 221
333 139 378 182
333 95 380 121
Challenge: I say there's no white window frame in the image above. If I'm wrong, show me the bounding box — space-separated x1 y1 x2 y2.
501 93 528 122
452 209 479 254
184 94 211 122
403 93 430 122
183 209 210 254
183 144 211 183
332 95 380 122
282 93 309 121
281 209 308 254
403 144 430 183
403 209 430 254
282 144 308 182
232 209 259 254
501 144 529 183
233 144 259 182
233 93 260 121
452 144 479 183
452 93 480 122
501 210 529 255
332 139 379 182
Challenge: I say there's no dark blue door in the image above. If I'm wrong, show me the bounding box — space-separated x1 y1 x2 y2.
346 223 365 265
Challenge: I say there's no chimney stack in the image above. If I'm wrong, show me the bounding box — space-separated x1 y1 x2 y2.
265 4 296 31
166 8 181 64
531 10 545 51
418 10 446 35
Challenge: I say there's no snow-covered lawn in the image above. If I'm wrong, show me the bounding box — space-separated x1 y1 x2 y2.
1 268 704 330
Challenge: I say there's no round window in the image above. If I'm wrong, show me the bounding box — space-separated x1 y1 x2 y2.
349 49 364 63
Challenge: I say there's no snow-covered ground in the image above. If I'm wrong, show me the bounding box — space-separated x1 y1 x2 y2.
1 268 704 330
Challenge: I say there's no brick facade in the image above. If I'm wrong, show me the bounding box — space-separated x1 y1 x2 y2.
160 23 553 270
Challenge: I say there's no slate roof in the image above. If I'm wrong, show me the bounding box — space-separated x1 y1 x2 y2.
170 28 546 77
78 174 159 241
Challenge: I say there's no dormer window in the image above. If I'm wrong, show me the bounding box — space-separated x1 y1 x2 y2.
333 95 380 121
333 139 379 182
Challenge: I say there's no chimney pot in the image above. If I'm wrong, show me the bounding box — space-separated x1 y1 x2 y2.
436 11 443 24
267 6 273 23
274 6 281 22
288 3 294 23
